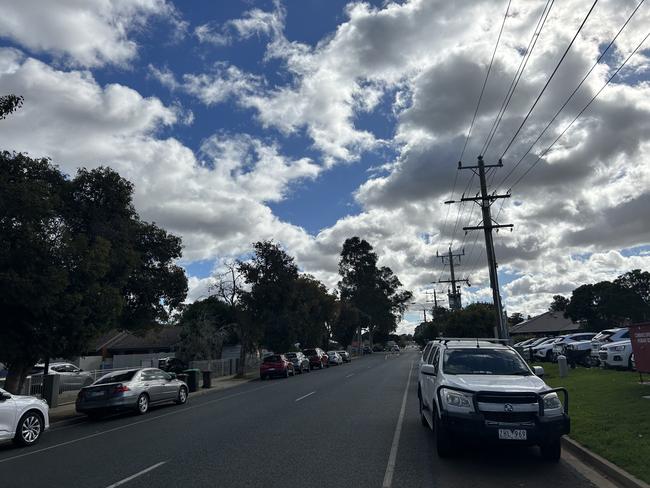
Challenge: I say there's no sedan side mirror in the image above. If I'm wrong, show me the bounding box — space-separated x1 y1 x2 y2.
169 373 177 380
0 392 11 401
533 366 545 377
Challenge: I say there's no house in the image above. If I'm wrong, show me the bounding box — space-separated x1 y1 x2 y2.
509 311 580 336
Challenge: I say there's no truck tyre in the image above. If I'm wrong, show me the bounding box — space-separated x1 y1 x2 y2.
540 439 561 462
434 410 454 458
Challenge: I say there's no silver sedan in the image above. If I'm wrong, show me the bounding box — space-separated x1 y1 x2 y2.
75 368 188 418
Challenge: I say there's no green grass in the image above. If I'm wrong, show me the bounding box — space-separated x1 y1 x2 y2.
533 363 650 483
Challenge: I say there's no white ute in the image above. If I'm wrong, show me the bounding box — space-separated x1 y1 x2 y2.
0 387 49 446
418 339 569 461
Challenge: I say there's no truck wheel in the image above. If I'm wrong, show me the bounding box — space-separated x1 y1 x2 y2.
418 391 428 428
540 439 561 462
434 410 454 458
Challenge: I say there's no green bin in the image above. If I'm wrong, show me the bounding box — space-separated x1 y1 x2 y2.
183 369 201 392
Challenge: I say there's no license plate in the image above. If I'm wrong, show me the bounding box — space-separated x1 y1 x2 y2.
268 368 275 371
498 429 527 440
88 391 104 398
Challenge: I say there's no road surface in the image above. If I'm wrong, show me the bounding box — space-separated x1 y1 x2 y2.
0 350 596 487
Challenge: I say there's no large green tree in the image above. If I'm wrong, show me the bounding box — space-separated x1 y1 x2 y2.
177 296 233 362
549 295 570 312
565 280 648 331
337 237 412 347
238 241 299 353
291 274 337 349
0 153 188 392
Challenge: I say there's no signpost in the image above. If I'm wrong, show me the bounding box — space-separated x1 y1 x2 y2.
629 322 650 381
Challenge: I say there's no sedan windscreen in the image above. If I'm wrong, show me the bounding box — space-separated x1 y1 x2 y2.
264 355 282 363
95 370 137 384
443 349 531 376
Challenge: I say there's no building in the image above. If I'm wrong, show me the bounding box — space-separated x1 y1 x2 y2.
509 311 580 336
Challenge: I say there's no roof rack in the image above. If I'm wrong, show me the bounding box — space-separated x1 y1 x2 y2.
432 337 511 348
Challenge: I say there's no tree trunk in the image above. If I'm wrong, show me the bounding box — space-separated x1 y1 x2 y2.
368 326 374 351
236 341 246 378
4 361 32 394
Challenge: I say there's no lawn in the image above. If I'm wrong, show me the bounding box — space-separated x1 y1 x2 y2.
533 363 650 483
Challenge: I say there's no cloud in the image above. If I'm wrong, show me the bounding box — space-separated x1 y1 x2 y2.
0 0 182 67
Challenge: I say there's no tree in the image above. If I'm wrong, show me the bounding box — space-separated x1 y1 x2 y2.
443 303 497 337
291 275 337 349
0 94 23 119
565 281 647 331
238 241 299 353
331 301 361 348
0 153 188 393
177 297 232 362
508 312 525 328
615 269 650 305
549 295 570 312
337 237 412 347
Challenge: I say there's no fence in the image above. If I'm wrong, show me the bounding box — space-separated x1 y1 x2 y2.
190 357 260 377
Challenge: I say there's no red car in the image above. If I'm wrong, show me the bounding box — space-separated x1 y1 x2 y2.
303 348 329 370
260 354 295 380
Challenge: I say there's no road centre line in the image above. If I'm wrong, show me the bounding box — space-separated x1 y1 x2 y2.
104 461 167 488
345 373 355 378
295 391 316 402
381 361 414 488
0 383 276 465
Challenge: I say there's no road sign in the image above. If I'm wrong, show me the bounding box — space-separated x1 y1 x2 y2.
630 322 650 374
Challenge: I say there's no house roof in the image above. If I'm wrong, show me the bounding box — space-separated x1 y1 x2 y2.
510 311 580 335
106 326 183 352
92 330 129 351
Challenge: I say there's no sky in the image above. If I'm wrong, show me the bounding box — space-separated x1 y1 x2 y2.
1 0 649 334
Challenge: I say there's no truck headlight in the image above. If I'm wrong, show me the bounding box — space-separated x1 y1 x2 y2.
441 389 474 412
543 393 562 411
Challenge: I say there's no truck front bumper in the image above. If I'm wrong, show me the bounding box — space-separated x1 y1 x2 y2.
439 410 570 446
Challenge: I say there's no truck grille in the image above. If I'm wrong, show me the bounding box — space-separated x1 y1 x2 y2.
476 393 538 404
483 411 537 423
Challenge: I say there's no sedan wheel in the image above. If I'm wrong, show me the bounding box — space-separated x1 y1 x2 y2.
136 393 149 415
14 412 43 446
175 386 188 405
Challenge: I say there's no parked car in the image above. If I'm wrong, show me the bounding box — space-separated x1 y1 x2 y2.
76 368 188 418
551 333 596 360
0 388 49 446
303 348 329 369
337 351 351 363
363 346 372 354
327 351 343 365
284 352 310 374
532 336 566 361
563 340 594 367
513 338 536 348
158 357 188 374
522 337 554 359
599 340 634 369
417 339 569 461
260 354 295 379
31 362 93 393
390 345 401 353
590 328 629 365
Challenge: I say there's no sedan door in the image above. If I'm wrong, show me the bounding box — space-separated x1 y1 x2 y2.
0 390 16 439
140 370 165 402
160 371 180 401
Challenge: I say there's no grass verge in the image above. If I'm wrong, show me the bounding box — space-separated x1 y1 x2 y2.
533 363 650 483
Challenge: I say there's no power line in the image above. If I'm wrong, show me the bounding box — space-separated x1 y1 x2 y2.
498 0 599 160
509 28 650 190
498 0 646 188
459 0 513 162
481 0 555 158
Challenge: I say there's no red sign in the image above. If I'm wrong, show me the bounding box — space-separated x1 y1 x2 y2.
630 322 650 374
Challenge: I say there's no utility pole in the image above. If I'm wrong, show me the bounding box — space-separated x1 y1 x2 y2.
437 246 469 310
457 155 513 340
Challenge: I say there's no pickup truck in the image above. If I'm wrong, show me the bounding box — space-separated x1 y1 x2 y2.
417 339 569 461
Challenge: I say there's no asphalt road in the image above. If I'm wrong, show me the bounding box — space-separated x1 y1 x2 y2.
0 350 597 488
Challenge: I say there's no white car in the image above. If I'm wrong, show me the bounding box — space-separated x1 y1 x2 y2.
327 351 343 365
417 339 569 462
0 388 49 446
532 336 565 361
599 340 633 369
590 328 629 364
551 333 596 359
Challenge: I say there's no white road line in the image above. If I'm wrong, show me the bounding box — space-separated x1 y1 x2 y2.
0 383 275 465
381 361 414 488
295 391 316 402
345 373 355 378
104 461 167 488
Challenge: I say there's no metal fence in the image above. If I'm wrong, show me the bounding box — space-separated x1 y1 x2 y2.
190 357 260 377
